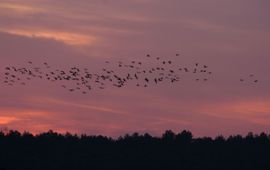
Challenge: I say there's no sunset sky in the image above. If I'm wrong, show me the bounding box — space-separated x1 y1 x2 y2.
0 0 270 137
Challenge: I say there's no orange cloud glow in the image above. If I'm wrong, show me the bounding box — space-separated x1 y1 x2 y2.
0 29 97 46
0 109 75 134
0 2 43 14
0 116 20 125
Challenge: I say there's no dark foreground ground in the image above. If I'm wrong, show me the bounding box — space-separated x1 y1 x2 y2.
0 130 270 170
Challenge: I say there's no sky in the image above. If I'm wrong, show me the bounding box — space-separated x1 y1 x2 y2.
0 0 270 137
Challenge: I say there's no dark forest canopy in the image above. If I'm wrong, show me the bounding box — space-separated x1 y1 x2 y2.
1 129 270 170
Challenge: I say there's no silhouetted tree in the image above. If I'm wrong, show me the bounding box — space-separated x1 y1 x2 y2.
214 135 225 143
175 130 193 144
162 130 175 143
0 129 269 170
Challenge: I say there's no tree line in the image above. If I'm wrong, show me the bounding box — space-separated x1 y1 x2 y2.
0 129 270 170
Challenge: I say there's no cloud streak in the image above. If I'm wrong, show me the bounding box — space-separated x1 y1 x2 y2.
0 2 44 14
0 29 97 45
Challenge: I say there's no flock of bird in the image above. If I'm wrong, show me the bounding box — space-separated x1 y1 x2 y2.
240 74 259 83
1 54 259 94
